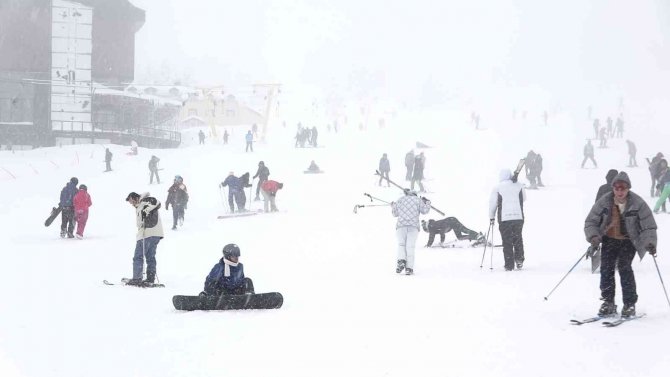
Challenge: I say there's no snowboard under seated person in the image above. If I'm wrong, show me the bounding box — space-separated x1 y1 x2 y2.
421 217 485 247
200 244 255 296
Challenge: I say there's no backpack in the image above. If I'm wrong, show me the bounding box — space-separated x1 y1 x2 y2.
141 197 161 228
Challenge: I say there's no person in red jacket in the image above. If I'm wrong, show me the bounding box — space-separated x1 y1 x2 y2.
260 180 284 212
73 184 92 239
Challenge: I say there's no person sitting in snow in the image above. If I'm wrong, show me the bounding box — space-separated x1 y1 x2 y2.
421 217 485 247
307 160 321 172
200 244 254 296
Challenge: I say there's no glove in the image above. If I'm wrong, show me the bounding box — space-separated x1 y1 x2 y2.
590 235 602 247
648 244 657 256
489 219 495 225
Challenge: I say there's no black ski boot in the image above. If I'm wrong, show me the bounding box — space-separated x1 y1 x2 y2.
405 268 414 275
516 260 523 270
125 278 143 286
396 259 406 274
598 300 617 317
621 304 636 318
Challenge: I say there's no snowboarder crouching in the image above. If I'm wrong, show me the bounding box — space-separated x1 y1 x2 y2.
200 244 254 296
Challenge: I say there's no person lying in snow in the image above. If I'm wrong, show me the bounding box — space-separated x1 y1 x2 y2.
421 218 485 247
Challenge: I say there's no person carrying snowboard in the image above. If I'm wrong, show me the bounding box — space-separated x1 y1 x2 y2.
421 217 485 247
489 168 527 270
584 172 657 318
125 192 164 285
58 177 79 238
253 161 270 201
104 148 113 172
166 175 189 230
73 184 92 239
200 244 254 296
149 155 161 184
392 189 431 275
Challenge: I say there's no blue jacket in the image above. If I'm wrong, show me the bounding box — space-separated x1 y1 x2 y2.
203 259 245 295
59 182 78 207
222 175 242 192
245 132 253 142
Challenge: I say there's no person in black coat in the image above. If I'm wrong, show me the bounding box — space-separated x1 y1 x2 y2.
378 153 390 186
404 150 414 181
595 169 619 202
411 154 425 192
421 218 485 247
253 161 270 201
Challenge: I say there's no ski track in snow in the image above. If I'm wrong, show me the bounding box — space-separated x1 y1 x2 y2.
0 111 669 377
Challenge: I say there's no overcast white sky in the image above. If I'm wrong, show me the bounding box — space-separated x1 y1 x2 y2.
129 0 670 107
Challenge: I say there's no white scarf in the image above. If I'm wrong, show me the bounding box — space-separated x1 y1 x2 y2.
223 258 239 277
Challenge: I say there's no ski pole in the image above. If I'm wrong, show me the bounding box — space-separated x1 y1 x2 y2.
364 193 391 204
479 221 493 269
490 223 494 271
651 256 670 310
353 204 390 214
375 170 445 215
543 250 589 301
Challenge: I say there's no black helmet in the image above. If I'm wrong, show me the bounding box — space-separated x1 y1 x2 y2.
222 244 241 259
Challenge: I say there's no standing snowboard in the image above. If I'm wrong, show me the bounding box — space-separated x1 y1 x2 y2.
45 206 62 227
173 292 283 311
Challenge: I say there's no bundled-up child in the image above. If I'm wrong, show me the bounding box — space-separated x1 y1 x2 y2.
73 184 92 239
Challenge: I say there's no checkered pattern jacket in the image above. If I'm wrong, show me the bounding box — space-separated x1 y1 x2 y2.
392 195 431 229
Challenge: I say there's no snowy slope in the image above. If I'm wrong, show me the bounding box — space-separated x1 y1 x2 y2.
0 112 668 377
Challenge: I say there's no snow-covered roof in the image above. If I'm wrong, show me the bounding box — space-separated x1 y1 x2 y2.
93 83 183 107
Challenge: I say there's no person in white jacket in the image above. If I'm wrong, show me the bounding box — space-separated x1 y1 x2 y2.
489 169 527 271
392 189 431 275
125 192 164 285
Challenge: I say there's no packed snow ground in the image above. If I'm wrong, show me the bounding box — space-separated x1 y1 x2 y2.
1 111 669 377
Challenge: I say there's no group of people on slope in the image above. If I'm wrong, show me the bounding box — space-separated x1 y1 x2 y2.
58 177 92 239
221 161 284 213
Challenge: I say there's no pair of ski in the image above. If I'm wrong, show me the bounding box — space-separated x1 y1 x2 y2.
570 313 646 327
103 278 165 288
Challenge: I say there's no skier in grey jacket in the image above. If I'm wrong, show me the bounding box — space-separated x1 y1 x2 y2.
392 189 431 275
584 171 657 318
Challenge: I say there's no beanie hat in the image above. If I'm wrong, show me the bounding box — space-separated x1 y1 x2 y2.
612 171 632 188
79 184 87 191
70 177 79 185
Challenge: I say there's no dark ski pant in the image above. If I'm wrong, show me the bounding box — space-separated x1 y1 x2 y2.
172 204 185 228
209 277 255 296
60 206 75 236
228 189 246 212
105 161 112 171
405 165 413 181
411 178 425 192
133 236 161 281
426 217 479 246
600 237 638 305
255 178 267 199
581 155 597 168
499 220 524 269
150 169 160 184
378 170 390 186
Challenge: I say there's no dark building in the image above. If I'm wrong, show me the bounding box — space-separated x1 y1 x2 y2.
0 0 181 148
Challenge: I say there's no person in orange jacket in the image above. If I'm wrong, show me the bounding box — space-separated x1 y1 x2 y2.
73 184 92 239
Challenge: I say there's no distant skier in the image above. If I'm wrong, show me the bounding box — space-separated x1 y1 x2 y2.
647 153 665 197
584 172 657 318
606 116 613 138
252 161 270 201
252 123 258 139
104 148 113 172
626 140 637 167
73 184 92 239
58 177 79 238
411 154 425 193
311 126 319 147
489 168 527 270
260 180 284 213
581 140 597 168
245 130 254 152
653 165 670 214
125 192 164 286
392 189 431 275
592 118 600 139
378 153 390 187
223 129 229 144
598 127 608 148
525 151 539 189
166 175 189 230
421 218 485 247
149 155 161 184
130 140 138 155
198 130 206 145
595 169 619 202
615 117 624 138
404 150 414 181
200 244 254 296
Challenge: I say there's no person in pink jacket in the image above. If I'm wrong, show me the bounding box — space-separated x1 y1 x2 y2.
73 184 92 239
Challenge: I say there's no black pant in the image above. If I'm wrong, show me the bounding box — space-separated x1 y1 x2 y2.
426 217 479 246
405 166 413 181
172 204 185 228
256 178 267 198
499 220 524 269
600 237 638 305
378 171 389 186
60 206 75 236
